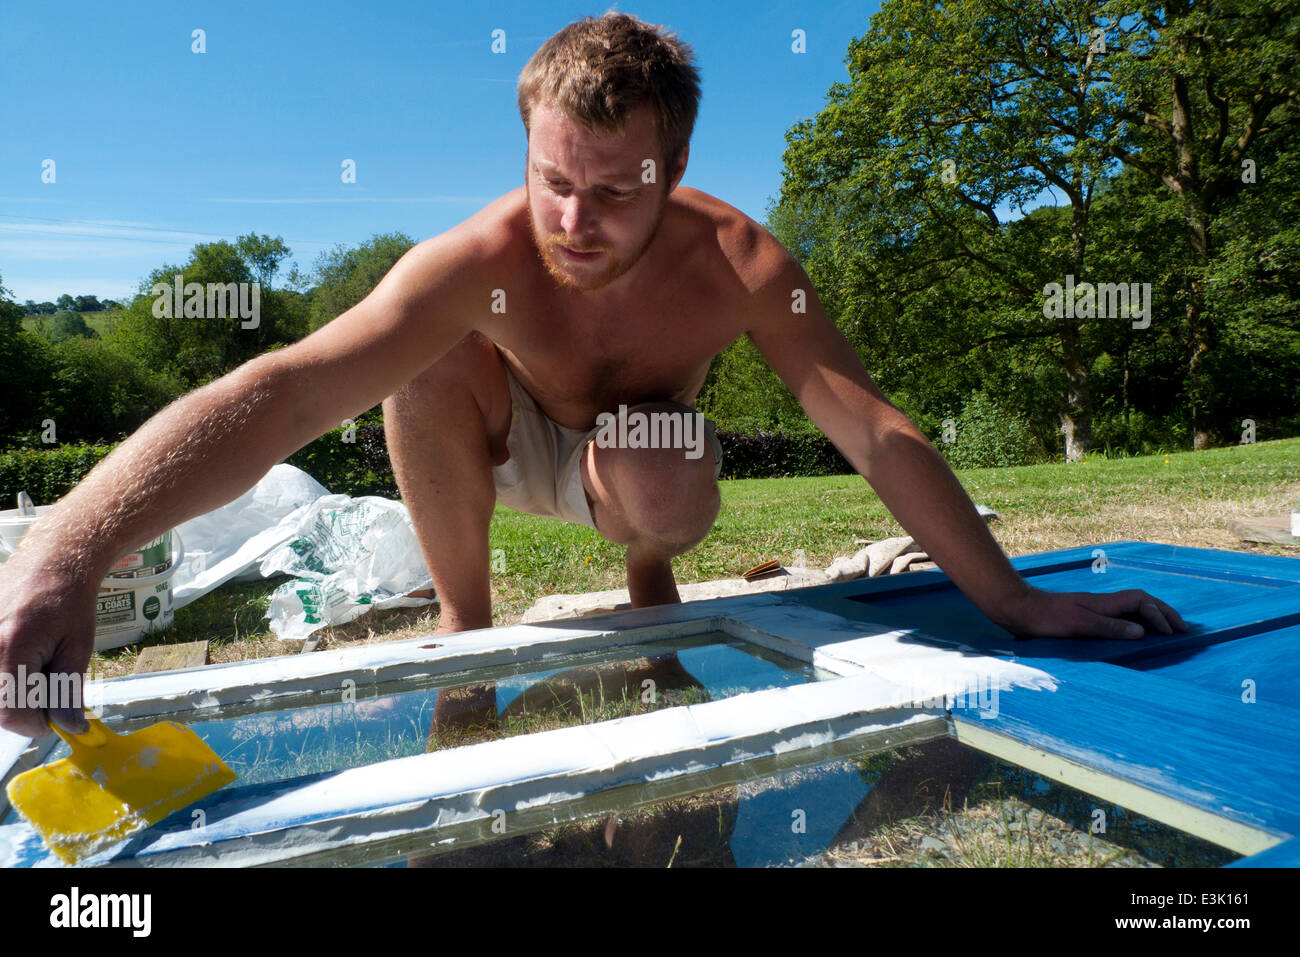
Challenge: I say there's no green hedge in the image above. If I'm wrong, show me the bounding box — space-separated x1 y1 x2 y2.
0 425 867 506
286 420 395 497
0 443 116 505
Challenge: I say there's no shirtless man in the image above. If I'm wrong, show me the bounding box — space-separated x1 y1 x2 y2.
0 13 1186 738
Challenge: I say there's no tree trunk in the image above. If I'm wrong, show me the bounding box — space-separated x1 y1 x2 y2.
1122 343 1131 436
1060 205 1092 461
1184 197 1216 450
1059 320 1092 462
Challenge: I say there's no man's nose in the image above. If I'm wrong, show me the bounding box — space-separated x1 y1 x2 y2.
559 194 596 241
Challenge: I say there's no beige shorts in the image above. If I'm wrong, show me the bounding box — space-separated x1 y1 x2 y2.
490 363 723 529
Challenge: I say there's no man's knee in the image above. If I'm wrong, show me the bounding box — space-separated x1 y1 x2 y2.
585 405 721 553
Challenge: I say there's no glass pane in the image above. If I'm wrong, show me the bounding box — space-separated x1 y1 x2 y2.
4 631 832 815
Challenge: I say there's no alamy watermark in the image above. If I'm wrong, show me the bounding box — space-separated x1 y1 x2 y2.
593 404 707 460
0 667 104 716
151 274 260 328
1042 274 1151 329
894 672 1000 719
50 887 150 936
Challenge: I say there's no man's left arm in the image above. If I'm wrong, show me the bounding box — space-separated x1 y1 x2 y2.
741 235 1187 640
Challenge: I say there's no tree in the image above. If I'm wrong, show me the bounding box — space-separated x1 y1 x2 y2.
776 0 1299 456
0 273 58 444
39 337 184 444
1089 0 1300 448
236 233 291 288
109 239 309 388
110 243 255 386
55 294 75 311
308 233 415 331
48 310 95 341
779 0 1163 460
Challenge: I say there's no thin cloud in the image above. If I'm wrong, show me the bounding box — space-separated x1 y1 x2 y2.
0 221 217 243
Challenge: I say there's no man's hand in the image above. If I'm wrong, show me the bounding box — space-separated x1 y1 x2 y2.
991 584 1189 641
0 555 98 739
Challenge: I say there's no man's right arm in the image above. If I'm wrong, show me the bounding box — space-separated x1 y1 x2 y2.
0 230 482 736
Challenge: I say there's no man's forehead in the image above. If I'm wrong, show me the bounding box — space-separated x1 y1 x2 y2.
532 153 639 178
531 102 658 151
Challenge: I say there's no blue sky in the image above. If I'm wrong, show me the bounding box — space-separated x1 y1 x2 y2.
0 0 884 304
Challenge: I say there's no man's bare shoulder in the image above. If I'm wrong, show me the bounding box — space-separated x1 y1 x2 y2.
413 188 530 273
672 187 793 295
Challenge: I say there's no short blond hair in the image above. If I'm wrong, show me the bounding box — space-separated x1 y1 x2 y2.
517 12 701 168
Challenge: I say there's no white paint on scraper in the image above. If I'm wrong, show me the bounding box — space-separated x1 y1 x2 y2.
131 746 163 770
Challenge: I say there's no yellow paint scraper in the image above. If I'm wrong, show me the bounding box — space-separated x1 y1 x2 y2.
5 714 236 865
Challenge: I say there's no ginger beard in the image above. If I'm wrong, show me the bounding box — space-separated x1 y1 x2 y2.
526 175 669 293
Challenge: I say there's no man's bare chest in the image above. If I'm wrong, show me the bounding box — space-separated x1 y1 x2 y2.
486 294 741 427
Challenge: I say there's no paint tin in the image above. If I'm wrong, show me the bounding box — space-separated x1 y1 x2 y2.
0 503 54 556
94 534 184 650
0 497 184 650
108 532 171 575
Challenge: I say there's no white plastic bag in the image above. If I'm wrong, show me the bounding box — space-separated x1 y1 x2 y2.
259 495 435 639
171 464 330 608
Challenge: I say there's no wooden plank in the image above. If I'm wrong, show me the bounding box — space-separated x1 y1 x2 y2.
953 658 1300 854
792 544 1300 635
1103 555 1297 588
779 542 1107 605
1229 514 1300 547
1106 587 1300 666
133 640 209 674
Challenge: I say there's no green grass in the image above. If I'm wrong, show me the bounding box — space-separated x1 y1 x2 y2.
21 312 121 338
89 436 1300 678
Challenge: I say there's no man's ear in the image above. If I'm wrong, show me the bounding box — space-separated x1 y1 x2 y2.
667 145 689 191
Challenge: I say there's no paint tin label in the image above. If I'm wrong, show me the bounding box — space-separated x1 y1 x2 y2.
108 562 171 580
110 532 171 573
96 591 136 626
